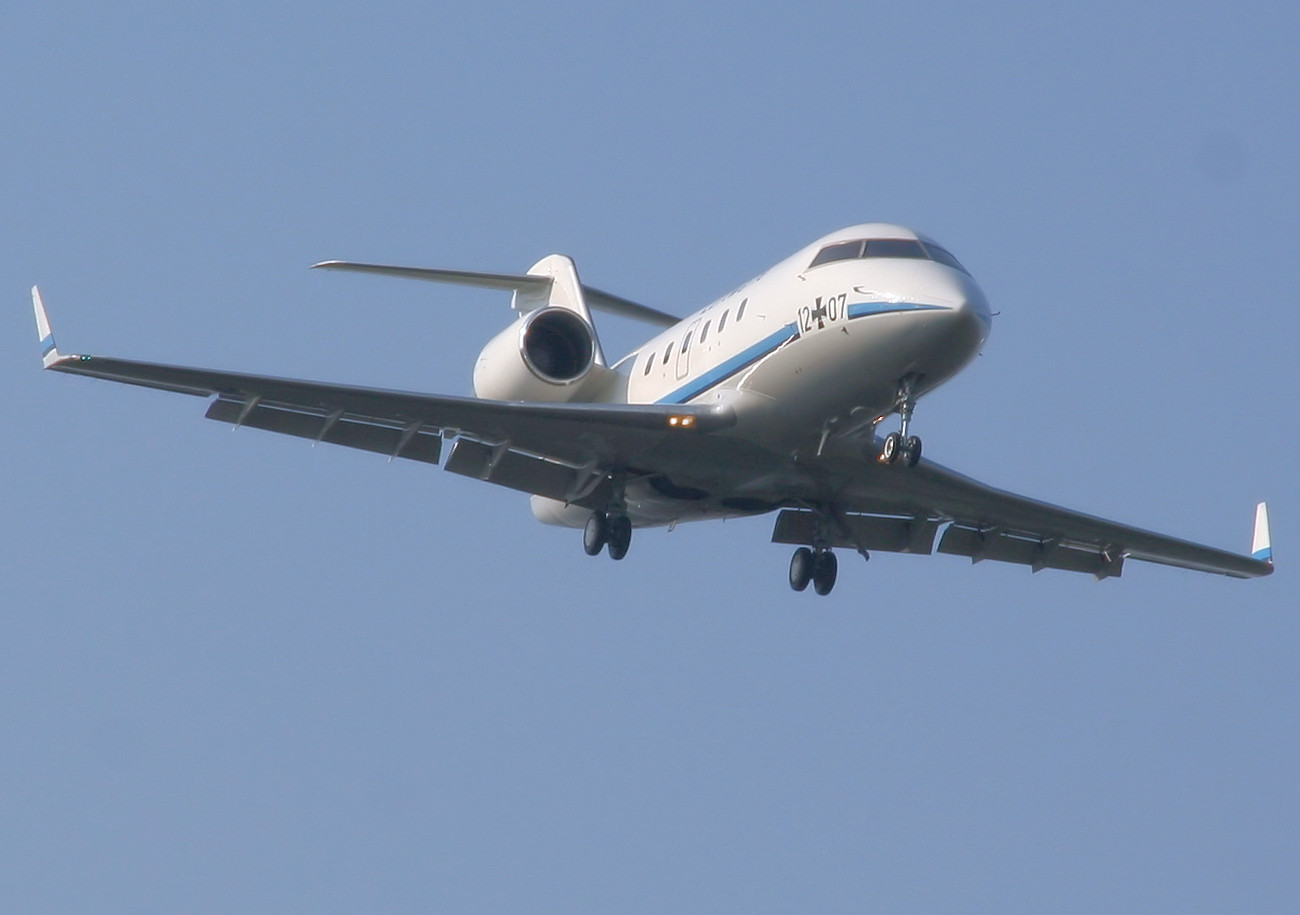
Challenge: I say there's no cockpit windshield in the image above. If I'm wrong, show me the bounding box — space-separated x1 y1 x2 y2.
808 237 970 275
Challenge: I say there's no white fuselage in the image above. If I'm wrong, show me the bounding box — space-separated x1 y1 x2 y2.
534 224 993 529
622 224 991 447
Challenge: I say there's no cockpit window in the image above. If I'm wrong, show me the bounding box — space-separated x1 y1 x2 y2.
808 240 864 268
864 239 926 259
808 237 971 276
920 242 969 274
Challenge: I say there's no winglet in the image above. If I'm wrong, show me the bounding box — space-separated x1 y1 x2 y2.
32 286 62 368
1252 502 1273 565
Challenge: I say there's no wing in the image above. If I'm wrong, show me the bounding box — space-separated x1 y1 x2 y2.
311 261 682 328
32 287 731 506
31 287 1271 579
773 443 1273 580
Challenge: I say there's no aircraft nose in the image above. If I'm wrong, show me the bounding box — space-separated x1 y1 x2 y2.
921 268 992 357
922 266 992 341
956 282 993 339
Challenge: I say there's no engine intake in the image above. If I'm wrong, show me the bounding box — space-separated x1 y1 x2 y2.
474 307 616 402
521 308 593 383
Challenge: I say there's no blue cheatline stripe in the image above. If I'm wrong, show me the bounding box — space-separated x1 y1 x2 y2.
655 301 951 406
41 335 56 357
1253 547 1273 562
847 301 947 319
656 323 797 405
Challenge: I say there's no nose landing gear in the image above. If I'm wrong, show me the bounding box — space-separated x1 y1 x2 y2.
878 375 923 467
880 432 922 467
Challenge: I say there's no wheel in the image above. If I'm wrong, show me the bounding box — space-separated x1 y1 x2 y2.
583 512 608 556
789 547 814 591
606 514 632 560
812 550 838 595
879 432 901 464
902 435 922 467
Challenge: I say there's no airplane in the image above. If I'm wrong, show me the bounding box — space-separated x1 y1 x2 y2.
32 223 1273 595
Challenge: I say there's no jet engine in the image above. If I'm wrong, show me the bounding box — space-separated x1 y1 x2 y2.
473 307 618 402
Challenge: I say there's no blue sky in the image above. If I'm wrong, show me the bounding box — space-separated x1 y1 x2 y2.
3 2 1298 911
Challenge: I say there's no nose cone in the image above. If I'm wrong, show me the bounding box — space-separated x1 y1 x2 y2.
954 277 993 345
896 264 992 385
946 292 992 376
918 263 993 350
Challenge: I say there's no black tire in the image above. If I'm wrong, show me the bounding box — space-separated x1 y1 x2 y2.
880 432 901 464
789 547 814 591
583 512 608 556
903 435 923 467
607 515 632 561
812 550 838 596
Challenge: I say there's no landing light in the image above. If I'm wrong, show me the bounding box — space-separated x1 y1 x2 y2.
668 415 696 429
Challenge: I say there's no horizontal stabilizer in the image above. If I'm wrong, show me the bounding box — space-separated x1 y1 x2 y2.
313 261 550 294
312 260 681 328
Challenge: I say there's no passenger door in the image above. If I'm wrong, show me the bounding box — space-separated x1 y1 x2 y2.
675 319 700 381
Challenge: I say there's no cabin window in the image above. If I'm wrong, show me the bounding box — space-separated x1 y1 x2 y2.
682 330 693 352
700 320 711 343
663 342 674 364
719 310 729 332
736 298 748 321
644 352 655 375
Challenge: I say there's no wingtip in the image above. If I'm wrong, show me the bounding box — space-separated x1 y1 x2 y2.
31 285 61 367
1252 501 1273 568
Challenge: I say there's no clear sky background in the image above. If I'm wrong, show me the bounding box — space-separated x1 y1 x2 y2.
3 2 1298 911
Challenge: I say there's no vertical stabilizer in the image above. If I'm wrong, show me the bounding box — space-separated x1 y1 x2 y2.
1252 502 1273 564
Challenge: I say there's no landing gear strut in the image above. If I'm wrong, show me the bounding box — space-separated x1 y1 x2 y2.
583 510 632 560
789 546 838 595
878 376 923 467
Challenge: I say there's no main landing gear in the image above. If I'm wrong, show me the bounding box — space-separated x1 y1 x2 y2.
789 546 838 596
878 376 923 467
583 510 632 560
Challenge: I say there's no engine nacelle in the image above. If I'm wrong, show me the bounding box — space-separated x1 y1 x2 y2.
474 307 618 402
530 495 593 528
